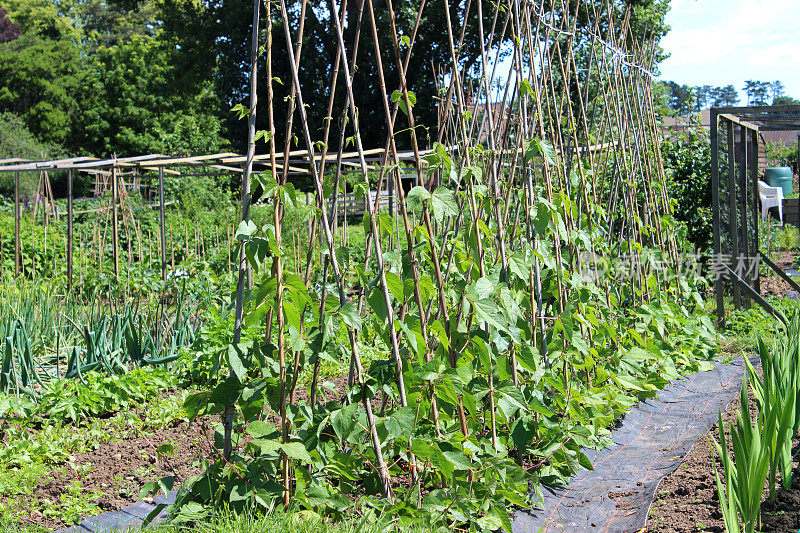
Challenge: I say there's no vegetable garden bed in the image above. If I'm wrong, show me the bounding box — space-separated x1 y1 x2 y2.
0 388 213 531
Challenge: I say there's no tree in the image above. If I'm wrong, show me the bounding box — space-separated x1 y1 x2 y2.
662 126 712 252
0 0 674 159
157 0 506 152
0 111 62 195
158 0 672 151
770 81 785 104
0 0 225 158
0 8 21 42
709 85 739 107
0 0 82 41
663 81 694 115
0 33 85 145
743 80 771 106
72 34 225 156
693 85 713 110
653 81 674 116
774 95 800 106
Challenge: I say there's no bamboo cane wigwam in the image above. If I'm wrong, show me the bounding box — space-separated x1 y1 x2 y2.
0 0 696 521
209 0 686 515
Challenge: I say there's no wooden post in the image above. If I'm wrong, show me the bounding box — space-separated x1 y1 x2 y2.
111 164 120 278
158 167 167 281
710 110 724 326
14 171 20 278
727 122 740 307
67 169 73 291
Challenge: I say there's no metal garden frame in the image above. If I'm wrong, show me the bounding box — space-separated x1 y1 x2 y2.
711 105 800 326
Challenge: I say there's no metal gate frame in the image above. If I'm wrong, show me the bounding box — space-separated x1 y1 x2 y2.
711 105 800 327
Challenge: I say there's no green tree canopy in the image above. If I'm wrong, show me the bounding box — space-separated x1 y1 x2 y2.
743 79 771 106
0 8 21 42
0 0 225 158
0 33 85 145
0 0 671 160
72 34 224 155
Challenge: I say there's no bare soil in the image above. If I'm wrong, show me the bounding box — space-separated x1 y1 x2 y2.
2 411 214 530
645 383 748 533
2 375 367 531
647 367 800 533
761 251 797 298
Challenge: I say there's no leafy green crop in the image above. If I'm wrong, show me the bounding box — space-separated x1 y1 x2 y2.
174 142 719 529
0 275 203 398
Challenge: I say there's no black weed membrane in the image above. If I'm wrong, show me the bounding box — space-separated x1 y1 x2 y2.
55 492 176 532
513 356 757 533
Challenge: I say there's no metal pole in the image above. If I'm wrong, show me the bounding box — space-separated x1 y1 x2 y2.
67 169 73 291
111 164 119 278
159 166 166 282
14 171 20 278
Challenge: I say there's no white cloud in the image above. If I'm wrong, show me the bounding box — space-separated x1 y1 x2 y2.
659 0 800 98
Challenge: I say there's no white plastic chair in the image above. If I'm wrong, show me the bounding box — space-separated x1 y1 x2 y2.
759 180 784 223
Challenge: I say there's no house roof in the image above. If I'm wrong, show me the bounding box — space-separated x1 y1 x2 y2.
760 130 800 147
659 109 711 129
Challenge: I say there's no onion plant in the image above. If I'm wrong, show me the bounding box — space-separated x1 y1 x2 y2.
711 380 770 533
712 311 800 532
746 335 798 499
0 277 201 397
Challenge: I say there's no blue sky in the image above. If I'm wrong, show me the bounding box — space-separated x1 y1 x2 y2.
658 0 800 104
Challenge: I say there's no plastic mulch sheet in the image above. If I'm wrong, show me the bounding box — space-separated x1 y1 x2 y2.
55 491 175 532
512 356 752 533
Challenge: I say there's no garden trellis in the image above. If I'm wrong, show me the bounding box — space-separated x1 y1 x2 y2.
0 149 424 284
211 0 685 513
710 104 800 326
0 0 704 523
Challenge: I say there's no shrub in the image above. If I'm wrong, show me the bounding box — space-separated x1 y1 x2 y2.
662 126 712 253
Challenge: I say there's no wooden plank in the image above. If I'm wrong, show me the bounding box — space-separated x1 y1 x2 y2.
143 152 239 166
738 123 750 307
719 113 760 132
140 166 181 176
712 104 800 115
39 154 166 171
723 264 787 326
750 129 760 293
760 253 800 295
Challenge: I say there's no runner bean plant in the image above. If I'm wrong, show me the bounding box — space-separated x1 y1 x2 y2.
167 0 721 528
